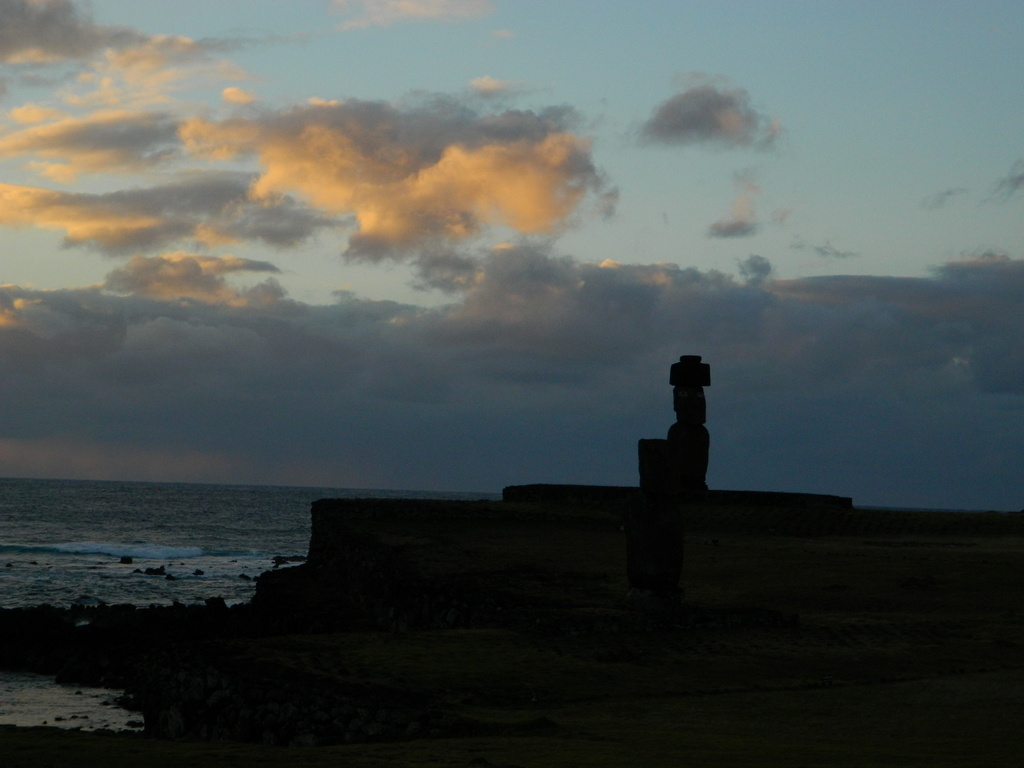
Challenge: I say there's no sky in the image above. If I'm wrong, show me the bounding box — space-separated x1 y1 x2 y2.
0 0 1022 510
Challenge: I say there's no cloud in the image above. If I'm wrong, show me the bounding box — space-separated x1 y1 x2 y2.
0 1 247 108
104 252 284 305
639 77 780 149
64 36 248 110
768 253 1024 396
991 160 1024 200
0 0 145 63
222 87 256 105
708 176 760 238
332 0 493 30
790 237 858 260
708 218 758 238
0 109 181 181
180 97 606 258
813 241 859 260
921 187 968 210
738 254 772 286
469 75 524 98
0 173 338 252
1 250 1022 506
101 33 237 74
8 102 65 123
0 181 171 249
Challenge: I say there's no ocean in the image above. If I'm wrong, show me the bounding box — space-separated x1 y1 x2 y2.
0 477 499 731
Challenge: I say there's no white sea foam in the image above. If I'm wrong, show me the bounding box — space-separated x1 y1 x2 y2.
50 542 206 559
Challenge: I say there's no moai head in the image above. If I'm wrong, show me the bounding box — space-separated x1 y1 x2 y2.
670 355 710 425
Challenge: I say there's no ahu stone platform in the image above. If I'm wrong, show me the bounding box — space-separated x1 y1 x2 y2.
252 495 798 635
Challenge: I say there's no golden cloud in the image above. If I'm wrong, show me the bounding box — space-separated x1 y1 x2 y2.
58 35 246 110
180 102 601 256
333 0 493 29
0 173 336 253
0 182 165 247
8 104 67 125
222 87 256 105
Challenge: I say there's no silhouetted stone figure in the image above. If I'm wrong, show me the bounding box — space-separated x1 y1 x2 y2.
627 355 710 605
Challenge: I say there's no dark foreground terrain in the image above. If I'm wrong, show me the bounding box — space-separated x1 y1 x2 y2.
2 496 1023 767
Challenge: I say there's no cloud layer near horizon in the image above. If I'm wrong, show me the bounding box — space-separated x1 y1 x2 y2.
2 248 1022 508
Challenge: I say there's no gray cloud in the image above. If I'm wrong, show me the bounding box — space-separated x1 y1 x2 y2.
639 80 780 149
0 0 145 63
992 160 1024 200
408 246 480 292
790 238 858 260
813 242 859 260
104 253 283 304
921 187 968 210
215 191 345 248
1 250 1021 509
738 254 772 286
0 110 182 176
0 0 239 68
708 218 758 238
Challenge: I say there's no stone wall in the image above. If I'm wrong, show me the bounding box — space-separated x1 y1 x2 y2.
252 499 500 632
502 483 853 509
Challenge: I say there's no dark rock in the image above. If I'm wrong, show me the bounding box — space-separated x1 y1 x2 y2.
272 555 307 568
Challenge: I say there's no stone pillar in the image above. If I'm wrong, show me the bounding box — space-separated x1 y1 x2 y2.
626 355 710 604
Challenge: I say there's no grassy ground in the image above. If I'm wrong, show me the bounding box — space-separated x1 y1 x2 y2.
3 503 1023 767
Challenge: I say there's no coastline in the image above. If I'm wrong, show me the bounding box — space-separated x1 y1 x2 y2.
2 492 1024 764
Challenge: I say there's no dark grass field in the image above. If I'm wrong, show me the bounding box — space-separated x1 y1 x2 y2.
3 502 1023 767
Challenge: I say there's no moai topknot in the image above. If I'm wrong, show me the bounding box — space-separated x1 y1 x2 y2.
667 354 710 500
627 355 711 604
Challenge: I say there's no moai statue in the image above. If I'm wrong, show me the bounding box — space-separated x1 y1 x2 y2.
626 355 710 604
666 354 711 499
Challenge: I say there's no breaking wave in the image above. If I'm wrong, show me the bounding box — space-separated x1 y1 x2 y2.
1 542 208 559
